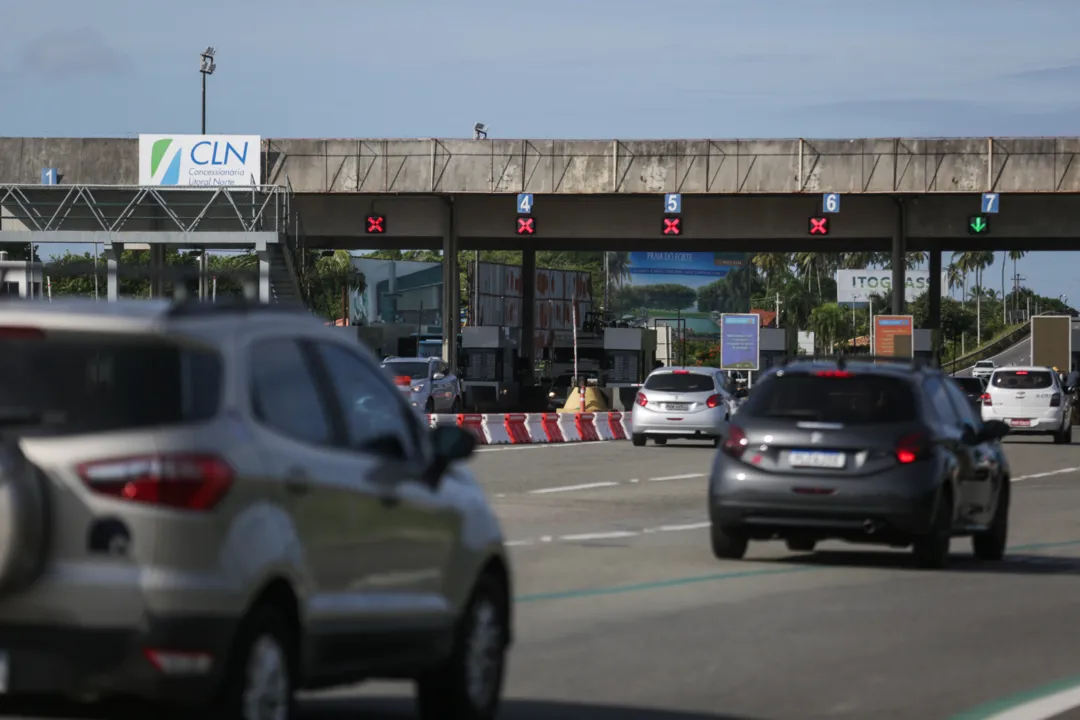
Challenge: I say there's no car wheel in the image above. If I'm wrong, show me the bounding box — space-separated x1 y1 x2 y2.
710 522 748 560
425 398 435 413
912 488 953 570
416 575 508 720
972 483 1009 561
653 437 667 445
209 606 296 720
632 433 646 447
785 537 816 553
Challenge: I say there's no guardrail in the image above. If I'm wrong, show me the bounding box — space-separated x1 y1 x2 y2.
941 324 1030 373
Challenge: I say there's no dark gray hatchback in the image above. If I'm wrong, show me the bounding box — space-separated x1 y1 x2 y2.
708 359 1012 569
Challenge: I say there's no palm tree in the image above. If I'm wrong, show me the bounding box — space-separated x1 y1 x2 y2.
945 263 964 300
1005 250 1027 319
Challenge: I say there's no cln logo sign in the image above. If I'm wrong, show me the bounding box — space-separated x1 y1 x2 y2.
138 135 262 187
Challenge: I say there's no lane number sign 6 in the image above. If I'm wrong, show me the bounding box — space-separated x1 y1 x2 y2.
823 193 840 213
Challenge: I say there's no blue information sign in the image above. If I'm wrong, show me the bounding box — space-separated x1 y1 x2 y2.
720 313 760 370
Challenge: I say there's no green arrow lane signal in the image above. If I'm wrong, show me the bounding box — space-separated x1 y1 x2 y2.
968 215 989 234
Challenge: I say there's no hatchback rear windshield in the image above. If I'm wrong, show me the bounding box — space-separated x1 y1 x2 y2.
382 362 429 379
740 374 918 423
991 371 1054 390
0 332 221 434
644 372 715 393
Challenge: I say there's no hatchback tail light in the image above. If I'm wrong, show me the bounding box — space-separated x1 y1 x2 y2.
816 370 852 378
722 425 749 459
1051 393 1062 407
77 453 234 510
636 392 648 407
706 394 721 409
981 393 992 407
393 376 411 386
895 433 929 464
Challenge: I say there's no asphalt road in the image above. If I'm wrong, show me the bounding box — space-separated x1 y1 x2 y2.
952 336 1031 377
9 432 1080 719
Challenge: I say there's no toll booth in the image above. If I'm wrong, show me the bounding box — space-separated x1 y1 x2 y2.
460 326 521 412
602 327 656 386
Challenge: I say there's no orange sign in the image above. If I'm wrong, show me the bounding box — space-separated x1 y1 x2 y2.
873 315 914 357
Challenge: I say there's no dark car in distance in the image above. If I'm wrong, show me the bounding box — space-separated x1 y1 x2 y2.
707 359 1012 569
951 375 988 414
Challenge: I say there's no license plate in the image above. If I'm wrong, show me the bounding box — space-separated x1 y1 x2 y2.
665 403 690 411
1010 419 1032 427
789 450 846 469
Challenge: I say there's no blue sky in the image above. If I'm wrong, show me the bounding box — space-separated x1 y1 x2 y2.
4 0 1080 302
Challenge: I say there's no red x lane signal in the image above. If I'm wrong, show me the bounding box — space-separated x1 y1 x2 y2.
662 216 682 235
516 216 536 235
365 215 386 234
808 217 829 235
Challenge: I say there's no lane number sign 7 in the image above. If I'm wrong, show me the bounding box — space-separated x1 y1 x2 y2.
823 193 840 213
981 193 1000 213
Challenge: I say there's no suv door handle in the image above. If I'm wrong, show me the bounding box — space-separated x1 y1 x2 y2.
284 470 310 495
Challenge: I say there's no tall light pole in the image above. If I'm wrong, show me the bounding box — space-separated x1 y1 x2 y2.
199 47 216 134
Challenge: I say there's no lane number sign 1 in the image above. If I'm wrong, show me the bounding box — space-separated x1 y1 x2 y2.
517 193 534 214
823 193 840 213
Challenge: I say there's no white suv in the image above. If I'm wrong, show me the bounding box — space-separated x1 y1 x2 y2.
971 360 996 380
982 366 1073 444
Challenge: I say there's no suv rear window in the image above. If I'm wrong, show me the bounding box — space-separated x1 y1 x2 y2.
0 332 221 434
991 370 1054 390
975 361 994 367
644 372 715 393
382 362 429 379
741 374 918 423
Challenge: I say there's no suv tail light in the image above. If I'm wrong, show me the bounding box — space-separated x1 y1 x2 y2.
393 376 411 386
722 425 749 459
706 394 721 409
981 393 992 407
1051 392 1062 407
77 453 234 510
895 433 929 464
636 392 648 407
815 370 852 378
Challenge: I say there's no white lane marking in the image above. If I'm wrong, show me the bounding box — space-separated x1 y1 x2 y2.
559 530 640 541
1012 467 1080 482
629 478 640 483
975 682 1080 720
476 441 613 453
505 540 532 547
648 473 705 482
529 481 620 494
655 522 712 532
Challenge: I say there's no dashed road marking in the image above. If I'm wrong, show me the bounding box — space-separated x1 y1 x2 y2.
529 481 620 494
648 473 705 482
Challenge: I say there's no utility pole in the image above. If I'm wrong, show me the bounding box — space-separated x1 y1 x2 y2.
774 292 783 328
199 47 216 134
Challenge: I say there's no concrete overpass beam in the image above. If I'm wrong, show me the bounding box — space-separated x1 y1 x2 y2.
891 199 907 314
520 250 536 386
441 200 459 372
106 241 123 302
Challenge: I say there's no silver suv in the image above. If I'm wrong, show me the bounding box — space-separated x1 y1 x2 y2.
382 356 464 413
0 299 512 719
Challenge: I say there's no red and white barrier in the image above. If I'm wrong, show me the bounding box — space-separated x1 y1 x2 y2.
431 412 633 445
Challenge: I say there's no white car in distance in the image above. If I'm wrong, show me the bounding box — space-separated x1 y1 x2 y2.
971 360 996 380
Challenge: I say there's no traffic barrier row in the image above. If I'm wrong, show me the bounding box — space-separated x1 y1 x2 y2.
426 412 632 445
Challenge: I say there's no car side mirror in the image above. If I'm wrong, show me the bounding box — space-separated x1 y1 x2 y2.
433 372 446 381
427 425 477 482
977 419 1010 442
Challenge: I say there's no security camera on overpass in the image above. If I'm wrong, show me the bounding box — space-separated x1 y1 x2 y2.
473 123 488 140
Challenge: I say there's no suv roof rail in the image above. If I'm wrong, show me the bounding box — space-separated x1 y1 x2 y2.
165 298 311 318
780 354 938 371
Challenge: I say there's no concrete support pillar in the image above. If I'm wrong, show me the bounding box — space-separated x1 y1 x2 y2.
520 250 536 386
106 241 124 302
199 248 209 300
257 248 271 303
150 245 166 299
441 199 460 372
891 199 906 314
927 241 943 363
